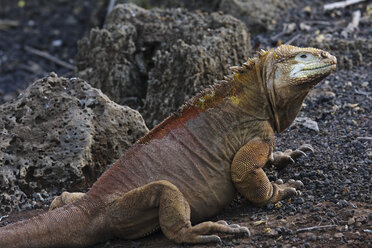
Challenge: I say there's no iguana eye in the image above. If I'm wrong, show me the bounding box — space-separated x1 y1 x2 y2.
296 53 313 62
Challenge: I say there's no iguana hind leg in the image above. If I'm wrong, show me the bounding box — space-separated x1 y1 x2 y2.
231 138 303 205
49 192 86 210
108 180 249 244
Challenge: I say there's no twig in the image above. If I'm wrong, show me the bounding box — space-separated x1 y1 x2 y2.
331 218 339 226
0 19 19 30
272 23 297 40
356 137 372 141
304 20 332 25
354 89 369 96
285 34 301 45
297 224 337 233
25 46 75 70
272 31 286 40
317 217 324 226
346 10 361 32
106 0 116 19
18 62 43 74
324 0 366 11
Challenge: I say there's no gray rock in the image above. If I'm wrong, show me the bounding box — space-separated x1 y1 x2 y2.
0 73 148 214
76 3 251 127
334 232 344 238
293 117 319 132
336 199 349 207
123 0 294 33
218 0 294 33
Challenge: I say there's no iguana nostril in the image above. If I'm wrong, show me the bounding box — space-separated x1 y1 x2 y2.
332 55 337 65
321 51 328 58
329 54 337 65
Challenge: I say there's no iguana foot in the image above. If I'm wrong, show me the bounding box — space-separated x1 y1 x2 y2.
175 220 250 244
270 179 303 203
49 192 86 210
270 144 314 169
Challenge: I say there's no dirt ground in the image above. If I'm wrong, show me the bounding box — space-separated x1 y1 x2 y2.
0 0 371 247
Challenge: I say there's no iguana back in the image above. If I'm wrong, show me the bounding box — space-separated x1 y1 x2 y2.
89 91 269 221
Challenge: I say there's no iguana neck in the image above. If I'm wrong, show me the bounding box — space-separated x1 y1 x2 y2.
231 66 275 125
261 52 311 133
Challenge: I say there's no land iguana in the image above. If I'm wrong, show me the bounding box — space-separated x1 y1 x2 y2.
0 45 336 247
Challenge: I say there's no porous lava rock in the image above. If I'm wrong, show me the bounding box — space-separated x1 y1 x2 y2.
0 73 148 214
117 0 294 33
76 3 251 127
216 0 294 33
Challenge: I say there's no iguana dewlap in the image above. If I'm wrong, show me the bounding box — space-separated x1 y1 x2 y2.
0 45 336 247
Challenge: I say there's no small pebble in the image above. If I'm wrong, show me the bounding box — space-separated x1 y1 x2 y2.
346 210 355 217
310 234 317 241
52 39 62 47
336 200 349 207
347 217 355 225
266 203 274 210
334 233 344 238
312 214 320 221
28 20 35 26
327 210 336 217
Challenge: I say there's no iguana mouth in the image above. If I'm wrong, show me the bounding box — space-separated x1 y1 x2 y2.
293 63 335 78
302 64 335 72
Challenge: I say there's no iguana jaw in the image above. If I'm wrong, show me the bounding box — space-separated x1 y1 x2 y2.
290 63 336 79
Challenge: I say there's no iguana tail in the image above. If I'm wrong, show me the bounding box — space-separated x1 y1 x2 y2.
0 198 109 248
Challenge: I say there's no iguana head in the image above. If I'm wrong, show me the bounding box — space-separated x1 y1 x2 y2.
262 45 337 133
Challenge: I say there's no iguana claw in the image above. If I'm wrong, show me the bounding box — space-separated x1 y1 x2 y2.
275 179 284 184
289 150 307 159
276 179 303 189
270 179 304 202
287 179 304 188
178 220 250 243
270 144 314 169
216 220 251 237
298 144 314 153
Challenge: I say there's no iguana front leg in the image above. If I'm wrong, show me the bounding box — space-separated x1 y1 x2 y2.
269 144 314 169
108 180 250 244
231 138 303 205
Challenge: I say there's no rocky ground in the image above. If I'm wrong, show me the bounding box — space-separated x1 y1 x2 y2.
0 0 371 247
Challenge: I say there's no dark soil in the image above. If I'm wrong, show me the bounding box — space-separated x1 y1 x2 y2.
0 0 107 103
0 0 371 247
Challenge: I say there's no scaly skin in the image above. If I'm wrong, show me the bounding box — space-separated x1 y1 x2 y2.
0 45 336 247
